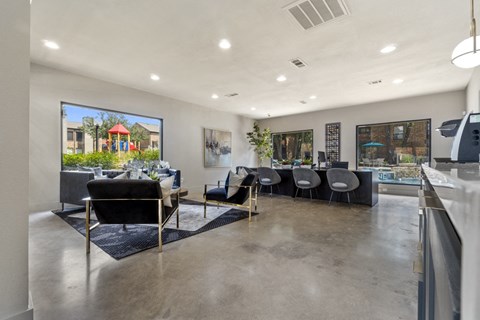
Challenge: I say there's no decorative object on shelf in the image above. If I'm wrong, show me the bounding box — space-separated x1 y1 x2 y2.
281 159 292 169
451 0 480 68
246 122 273 166
325 122 341 164
204 128 232 168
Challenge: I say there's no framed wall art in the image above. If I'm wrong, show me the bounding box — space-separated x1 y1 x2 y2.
204 128 232 167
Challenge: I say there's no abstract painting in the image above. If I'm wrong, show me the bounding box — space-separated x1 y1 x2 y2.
204 128 232 167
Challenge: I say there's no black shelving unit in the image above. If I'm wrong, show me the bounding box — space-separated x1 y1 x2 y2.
325 122 341 163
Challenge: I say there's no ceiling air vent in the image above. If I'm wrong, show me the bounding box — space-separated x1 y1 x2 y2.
284 0 350 31
368 80 382 85
225 93 239 97
290 58 308 68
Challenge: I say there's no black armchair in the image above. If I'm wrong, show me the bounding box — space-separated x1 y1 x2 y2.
203 173 258 222
86 179 179 253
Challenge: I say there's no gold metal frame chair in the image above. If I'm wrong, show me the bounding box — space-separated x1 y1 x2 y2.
203 173 258 222
84 188 179 254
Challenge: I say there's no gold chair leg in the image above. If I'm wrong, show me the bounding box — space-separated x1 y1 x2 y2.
204 200 207 218
203 184 207 218
248 186 252 222
86 200 91 254
158 199 163 253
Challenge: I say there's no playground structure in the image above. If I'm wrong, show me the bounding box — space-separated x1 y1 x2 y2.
107 123 137 153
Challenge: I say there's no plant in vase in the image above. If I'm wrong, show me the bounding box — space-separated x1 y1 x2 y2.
246 122 273 167
302 158 313 168
281 159 292 168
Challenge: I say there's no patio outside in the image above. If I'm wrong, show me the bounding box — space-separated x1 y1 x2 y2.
356 119 431 185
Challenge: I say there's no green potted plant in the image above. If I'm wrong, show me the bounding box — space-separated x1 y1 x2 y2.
301 158 313 168
246 122 273 167
281 159 292 168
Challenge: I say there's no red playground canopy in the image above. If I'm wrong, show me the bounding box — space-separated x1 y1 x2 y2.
108 123 130 135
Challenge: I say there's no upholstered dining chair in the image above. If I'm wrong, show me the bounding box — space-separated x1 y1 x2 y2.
86 179 179 253
326 168 360 206
203 172 258 222
257 167 281 196
292 168 321 200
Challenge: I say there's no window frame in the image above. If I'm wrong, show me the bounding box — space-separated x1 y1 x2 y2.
271 129 314 164
355 118 431 186
60 101 164 169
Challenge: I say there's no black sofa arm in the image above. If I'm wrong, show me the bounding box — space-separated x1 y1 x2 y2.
169 169 181 188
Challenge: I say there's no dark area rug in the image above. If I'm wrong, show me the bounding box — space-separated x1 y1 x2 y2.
53 199 258 260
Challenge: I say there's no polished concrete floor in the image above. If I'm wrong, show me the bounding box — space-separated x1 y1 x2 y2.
29 194 418 320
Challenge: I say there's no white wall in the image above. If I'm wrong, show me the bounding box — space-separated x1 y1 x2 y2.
0 1 33 320
259 90 466 168
30 64 256 212
466 68 480 113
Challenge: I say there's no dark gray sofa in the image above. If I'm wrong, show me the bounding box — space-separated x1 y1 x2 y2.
60 169 181 209
60 171 94 207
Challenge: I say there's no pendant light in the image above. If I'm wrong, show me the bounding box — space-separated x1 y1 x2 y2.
451 0 480 68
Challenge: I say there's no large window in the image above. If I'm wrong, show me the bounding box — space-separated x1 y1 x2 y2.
272 130 313 166
61 102 163 169
356 119 431 185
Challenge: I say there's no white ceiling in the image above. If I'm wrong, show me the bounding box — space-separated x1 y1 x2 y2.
31 0 475 119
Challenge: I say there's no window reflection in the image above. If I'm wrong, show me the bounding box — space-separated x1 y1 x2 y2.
272 130 313 166
356 119 431 185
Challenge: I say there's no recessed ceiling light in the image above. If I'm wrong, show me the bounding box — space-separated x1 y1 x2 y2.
218 39 231 49
251 107 256 111
150 74 160 81
43 40 59 50
211 94 219 99
309 95 317 100
276 75 287 82
392 79 404 84
380 45 396 54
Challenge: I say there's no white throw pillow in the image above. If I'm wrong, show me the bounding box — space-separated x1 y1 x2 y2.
237 167 249 178
160 175 175 207
227 170 245 198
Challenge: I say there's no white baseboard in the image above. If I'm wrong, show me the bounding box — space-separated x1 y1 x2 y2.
2 308 33 320
29 201 60 213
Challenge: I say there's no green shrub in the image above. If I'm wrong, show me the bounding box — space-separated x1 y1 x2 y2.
134 149 160 162
63 152 118 169
63 153 85 167
399 154 414 163
83 152 118 169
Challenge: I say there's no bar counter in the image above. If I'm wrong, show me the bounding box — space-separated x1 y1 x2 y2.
421 163 480 320
256 168 378 207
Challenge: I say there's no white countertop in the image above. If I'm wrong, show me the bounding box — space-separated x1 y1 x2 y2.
422 163 480 239
422 163 480 320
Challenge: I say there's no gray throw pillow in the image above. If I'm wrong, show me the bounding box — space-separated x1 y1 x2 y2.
113 171 131 179
77 165 103 178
